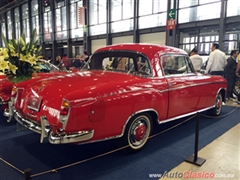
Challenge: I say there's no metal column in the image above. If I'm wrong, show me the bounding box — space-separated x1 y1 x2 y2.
50 0 57 61
166 0 178 47
28 0 33 37
83 0 91 54
106 0 112 45
133 0 139 43
66 0 72 57
219 0 227 50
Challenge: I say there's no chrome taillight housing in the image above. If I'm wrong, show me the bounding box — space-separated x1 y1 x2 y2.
58 99 71 129
11 86 18 104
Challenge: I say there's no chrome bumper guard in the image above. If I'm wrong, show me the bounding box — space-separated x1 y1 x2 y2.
8 103 94 144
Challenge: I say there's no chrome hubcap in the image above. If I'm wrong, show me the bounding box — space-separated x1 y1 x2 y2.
134 123 146 141
128 115 150 149
215 95 222 114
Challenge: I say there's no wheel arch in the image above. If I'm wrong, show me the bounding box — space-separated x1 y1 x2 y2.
218 88 226 103
120 108 159 137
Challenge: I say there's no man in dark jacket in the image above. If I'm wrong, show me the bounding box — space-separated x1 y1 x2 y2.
224 50 239 100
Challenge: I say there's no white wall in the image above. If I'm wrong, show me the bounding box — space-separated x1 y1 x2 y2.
91 39 106 53
112 36 133 44
140 32 166 45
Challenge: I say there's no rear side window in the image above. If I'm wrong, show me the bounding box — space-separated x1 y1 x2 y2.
90 51 152 77
161 55 194 76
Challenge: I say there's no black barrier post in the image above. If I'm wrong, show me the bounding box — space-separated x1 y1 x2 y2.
24 168 32 180
185 113 206 166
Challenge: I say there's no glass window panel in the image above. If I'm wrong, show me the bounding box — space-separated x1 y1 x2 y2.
32 15 39 36
190 37 195 43
14 8 20 39
89 24 106 36
70 3 77 29
22 19 30 42
70 0 80 2
89 0 98 25
199 0 220 5
178 8 190 23
71 28 84 38
99 0 107 23
185 37 190 43
153 0 167 13
44 33 51 41
139 0 153 16
224 41 238 54
111 19 133 33
139 13 167 29
56 30 67 40
1 23 6 46
31 0 39 16
56 0 66 8
227 0 240 17
61 6 67 31
179 0 198 9
56 9 61 32
22 4 29 19
48 12 52 32
123 0 134 19
198 2 221 20
111 0 122 21
7 11 12 39
179 2 221 23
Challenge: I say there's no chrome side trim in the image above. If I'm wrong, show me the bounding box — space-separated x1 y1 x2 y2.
159 105 215 124
48 130 94 144
168 82 227 92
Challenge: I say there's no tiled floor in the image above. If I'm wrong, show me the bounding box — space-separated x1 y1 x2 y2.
160 102 240 180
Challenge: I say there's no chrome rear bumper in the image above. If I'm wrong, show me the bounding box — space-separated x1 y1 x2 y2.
8 103 94 144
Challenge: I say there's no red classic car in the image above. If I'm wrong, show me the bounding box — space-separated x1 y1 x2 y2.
1 59 65 116
8 44 227 152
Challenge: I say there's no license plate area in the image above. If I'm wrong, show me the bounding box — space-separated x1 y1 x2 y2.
27 96 42 112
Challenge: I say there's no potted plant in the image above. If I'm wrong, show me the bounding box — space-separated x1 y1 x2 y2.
0 29 42 83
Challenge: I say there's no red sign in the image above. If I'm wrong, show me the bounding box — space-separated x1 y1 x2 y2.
78 7 85 25
166 19 176 30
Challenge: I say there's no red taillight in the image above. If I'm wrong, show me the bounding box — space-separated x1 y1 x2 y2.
60 100 70 116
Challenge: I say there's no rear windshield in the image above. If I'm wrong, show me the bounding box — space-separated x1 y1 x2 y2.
89 51 152 77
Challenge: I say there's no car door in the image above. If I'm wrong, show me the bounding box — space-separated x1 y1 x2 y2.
161 54 205 119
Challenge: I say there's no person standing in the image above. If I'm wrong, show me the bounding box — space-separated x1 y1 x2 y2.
235 53 240 104
224 50 239 100
189 48 203 72
205 43 226 76
62 54 70 70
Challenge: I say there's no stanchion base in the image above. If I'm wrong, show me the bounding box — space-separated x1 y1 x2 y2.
185 155 206 166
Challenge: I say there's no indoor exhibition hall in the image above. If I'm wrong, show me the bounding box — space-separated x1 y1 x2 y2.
0 0 239 180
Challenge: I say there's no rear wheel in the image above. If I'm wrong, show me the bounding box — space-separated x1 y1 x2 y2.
120 113 152 153
207 93 223 116
233 77 240 97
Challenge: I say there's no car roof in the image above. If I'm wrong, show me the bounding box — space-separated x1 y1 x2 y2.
95 43 188 56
